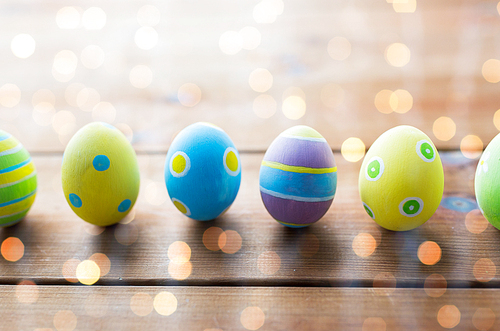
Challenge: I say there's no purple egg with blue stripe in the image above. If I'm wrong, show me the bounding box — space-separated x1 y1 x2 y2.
259 126 337 228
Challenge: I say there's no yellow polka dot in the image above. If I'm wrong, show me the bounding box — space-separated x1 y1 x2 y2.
172 154 186 174
226 151 238 172
173 200 187 214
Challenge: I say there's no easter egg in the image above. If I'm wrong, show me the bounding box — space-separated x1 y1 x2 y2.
359 125 444 231
259 125 337 228
164 122 241 221
475 133 500 230
0 130 37 226
61 122 140 226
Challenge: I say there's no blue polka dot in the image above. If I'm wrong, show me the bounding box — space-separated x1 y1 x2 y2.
69 193 82 208
441 197 477 213
100 122 117 130
93 155 110 171
118 199 131 213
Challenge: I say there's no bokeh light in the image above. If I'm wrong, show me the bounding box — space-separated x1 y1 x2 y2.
32 89 56 107
374 89 393 114
178 83 202 107
341 137 365 162
352 232 376 257
298 233 320 258
89 253 110 276
81 45 105 69
137 5 161 27
390 89 413 113
219 31 243 55
76 260 101 285
373 272 396 296
282 95 306 120
56 7 81 29
154 292 178 316
92 101 116 123
11 34 36 59
0 84 21 108
203 227 224 251
218 230 242 254
1 237 24 262
52 110 76 135
327 37 351 61
393 0 417 13
424 274 447 298
114 223 139 246
249 68 273 93
241 306 265 330
253 94 277 119
385 43 411 67
129 65 153 89
494 109 500 131
437 305 461 329
85 293 109 317
33 102 55 126
53 50 78 81
144 181 168 205
135 27 158 50
168 241 191 263
240 26 261 50
15 280 39 304
53 310 77 331
83 224 106 236
460 135 483 159
82 7 106 30
433 116 456 141
482 59 500 83
320 84 345 108
168 261 192 280
257 251 281 275
130 293 154 316
417 241 442 266
65 83 86 107
472 308 496 331
465 209 489 234
62 259 81 283
253 0 284 24
76 87 101 111
362 317 386 331
473 258 496 282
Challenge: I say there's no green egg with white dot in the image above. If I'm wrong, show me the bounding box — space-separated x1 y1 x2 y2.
475 133 500 230
61 122 140 226
359 125 444 231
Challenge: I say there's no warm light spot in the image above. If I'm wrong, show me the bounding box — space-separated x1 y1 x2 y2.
53 50 78 76
352 233 376 257
76 87 100 112
52 110 76 135
137 5 161 27
76 260 100 285
373 272 396 296
253 94 277 119
299 233 320 257
460 135 483 159
130 293 154 316
498 2 500 16
393 0 417 13
168 241 191 263
433 116 456 141
389 89 413 113
11 34 36 59
362 317 386 331
249 68 273 93
53 310 77 331
241 306 265 330
85 293 108 317
129 65 153 89
219 31 243 55
144 181 168 205
327 37 351 61
472 308 496 331
83 224 105 236
178 83 202 107
114 223 139 246
33 102 55 126
417 241 442 266
482 59 500 83
16 280 39 304
0 84 21 108
494 109 500 131
82 7 106 30
362 225 382 247
437 305 461 329
282 95 306 120
203 227 224 251
253 0 283 24
81 45 105 69
341 137 366 162
321 84 345 108
240 26 261 50
135 27 158 50
56 7 81 29
62 259 80 283
424 274 447 298
1 237 24 262
465 209 489 234
218 230 242 254
257 251 281 275
473 258 496 282
154 292 178 316
116 123 134 143
385 43 410 67
32 89 56 107
89 253 110 276
92 101 116 123
374 89 393 114
65 83 85 107
168 261 192 280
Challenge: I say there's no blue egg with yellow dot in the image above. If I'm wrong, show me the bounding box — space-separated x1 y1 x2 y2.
165 122 241 221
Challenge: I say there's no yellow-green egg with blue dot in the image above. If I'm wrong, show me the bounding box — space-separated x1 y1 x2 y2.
165 122 241 221
0 130 37 226
61 122 140 226
359 125 444 231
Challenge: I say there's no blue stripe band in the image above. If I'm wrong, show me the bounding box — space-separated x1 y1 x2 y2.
0 189 36 208
0 157 31 174
0 134 11 142
260 187 334 202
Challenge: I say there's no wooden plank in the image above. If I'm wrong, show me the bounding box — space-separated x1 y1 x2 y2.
1 285 500 330
0 152 495 287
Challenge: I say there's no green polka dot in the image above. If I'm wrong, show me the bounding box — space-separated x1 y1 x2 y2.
403 200 420 215
367 160 381 179
420 142 434 160
363 203 375 219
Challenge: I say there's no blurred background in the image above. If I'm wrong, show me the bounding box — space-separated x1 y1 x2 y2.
0 0 499 155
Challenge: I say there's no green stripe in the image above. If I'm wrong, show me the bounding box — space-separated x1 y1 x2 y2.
0 209 29 226
0 175 37 203
0 149 30 171
261 160 337 174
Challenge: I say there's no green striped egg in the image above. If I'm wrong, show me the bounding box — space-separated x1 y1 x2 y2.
0 130 37 226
